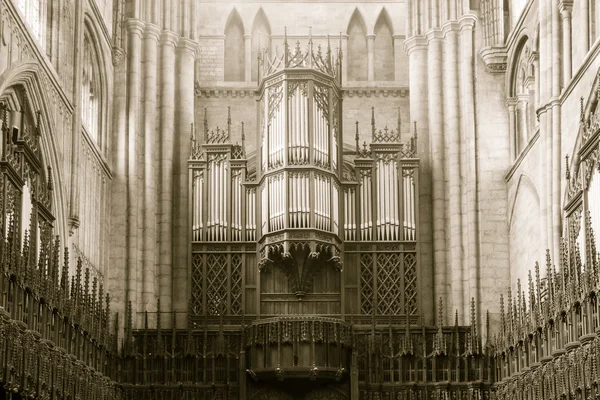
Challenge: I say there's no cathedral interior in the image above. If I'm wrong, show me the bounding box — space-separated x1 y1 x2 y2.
0 0 600 399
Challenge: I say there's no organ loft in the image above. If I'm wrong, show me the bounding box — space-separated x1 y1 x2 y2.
1 0 600 399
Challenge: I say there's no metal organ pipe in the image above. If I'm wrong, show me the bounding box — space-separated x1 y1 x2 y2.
192 172 203 241
262 183 267 233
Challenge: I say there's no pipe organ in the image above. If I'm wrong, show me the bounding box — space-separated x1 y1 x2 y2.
188 33 421 388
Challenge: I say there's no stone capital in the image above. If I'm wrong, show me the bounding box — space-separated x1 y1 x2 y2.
425 28 443 43
516 93 530 105
441 20 460 37
366 34 376 41
559 0 573 14
125 19 145 37
159 31 179 47
143 24 161 41
177 37 199 56
527 51 539 66
505 97 518 109
458 14 477 32
403 36 427 54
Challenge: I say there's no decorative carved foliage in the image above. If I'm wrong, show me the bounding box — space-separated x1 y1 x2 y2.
268 81 284 124
313 83 330 121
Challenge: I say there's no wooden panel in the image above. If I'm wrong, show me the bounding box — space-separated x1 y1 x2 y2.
245 289 256 314
245 253 256 285
345 288 358 314
344 253 359 285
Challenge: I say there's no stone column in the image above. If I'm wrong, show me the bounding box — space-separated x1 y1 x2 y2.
141 24 161 311
533 56 540 109
459 14 482 322
560 1 573 83
158 31 178 314
581 0 590 55
173 37 197 318
125 19 145 322
68 0 85 233
506 98 517 160
551 0 562 266
404 35 433 323
108 43 129 336
367 34 375 81
443 21 465 322
516 95 529 151
244 34 252 83
427 28 447 322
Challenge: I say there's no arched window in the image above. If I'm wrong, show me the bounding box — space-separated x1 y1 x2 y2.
81 30 101 145
17 0 47 50
0 88 55 270
224 9 245 82
347 9 368 82
374 9 394 81
508 39 535 159
251 9 271 82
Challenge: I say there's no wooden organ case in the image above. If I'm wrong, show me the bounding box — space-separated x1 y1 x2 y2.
187 35 427 399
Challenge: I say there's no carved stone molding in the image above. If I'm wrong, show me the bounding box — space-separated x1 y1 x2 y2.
112 46 125 67
344 87 409 98
480 45 508 73
195 87 256 99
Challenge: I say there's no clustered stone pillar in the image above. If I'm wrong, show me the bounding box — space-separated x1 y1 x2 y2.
158 31 177 315
404 35 433 322
108 1 198 329
443 21 465 319
141 24 161 311
173 37 197 320
405 1 497 325
125 19 144 323
426 29 448 320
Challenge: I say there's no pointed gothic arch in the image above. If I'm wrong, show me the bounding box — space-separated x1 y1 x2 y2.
0 62 67 241
0 83 60 268
224 8 245 82
81 15 109 151
251 8 271 82
347 8 367 82
507 34 534 158
374 8 394 81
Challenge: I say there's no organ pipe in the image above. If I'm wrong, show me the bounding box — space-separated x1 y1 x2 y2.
189 77 419 248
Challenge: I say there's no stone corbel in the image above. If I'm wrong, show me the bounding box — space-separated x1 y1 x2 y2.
480 45 508 74
68 216 80 236
111 47 125 67
559 0 573 14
